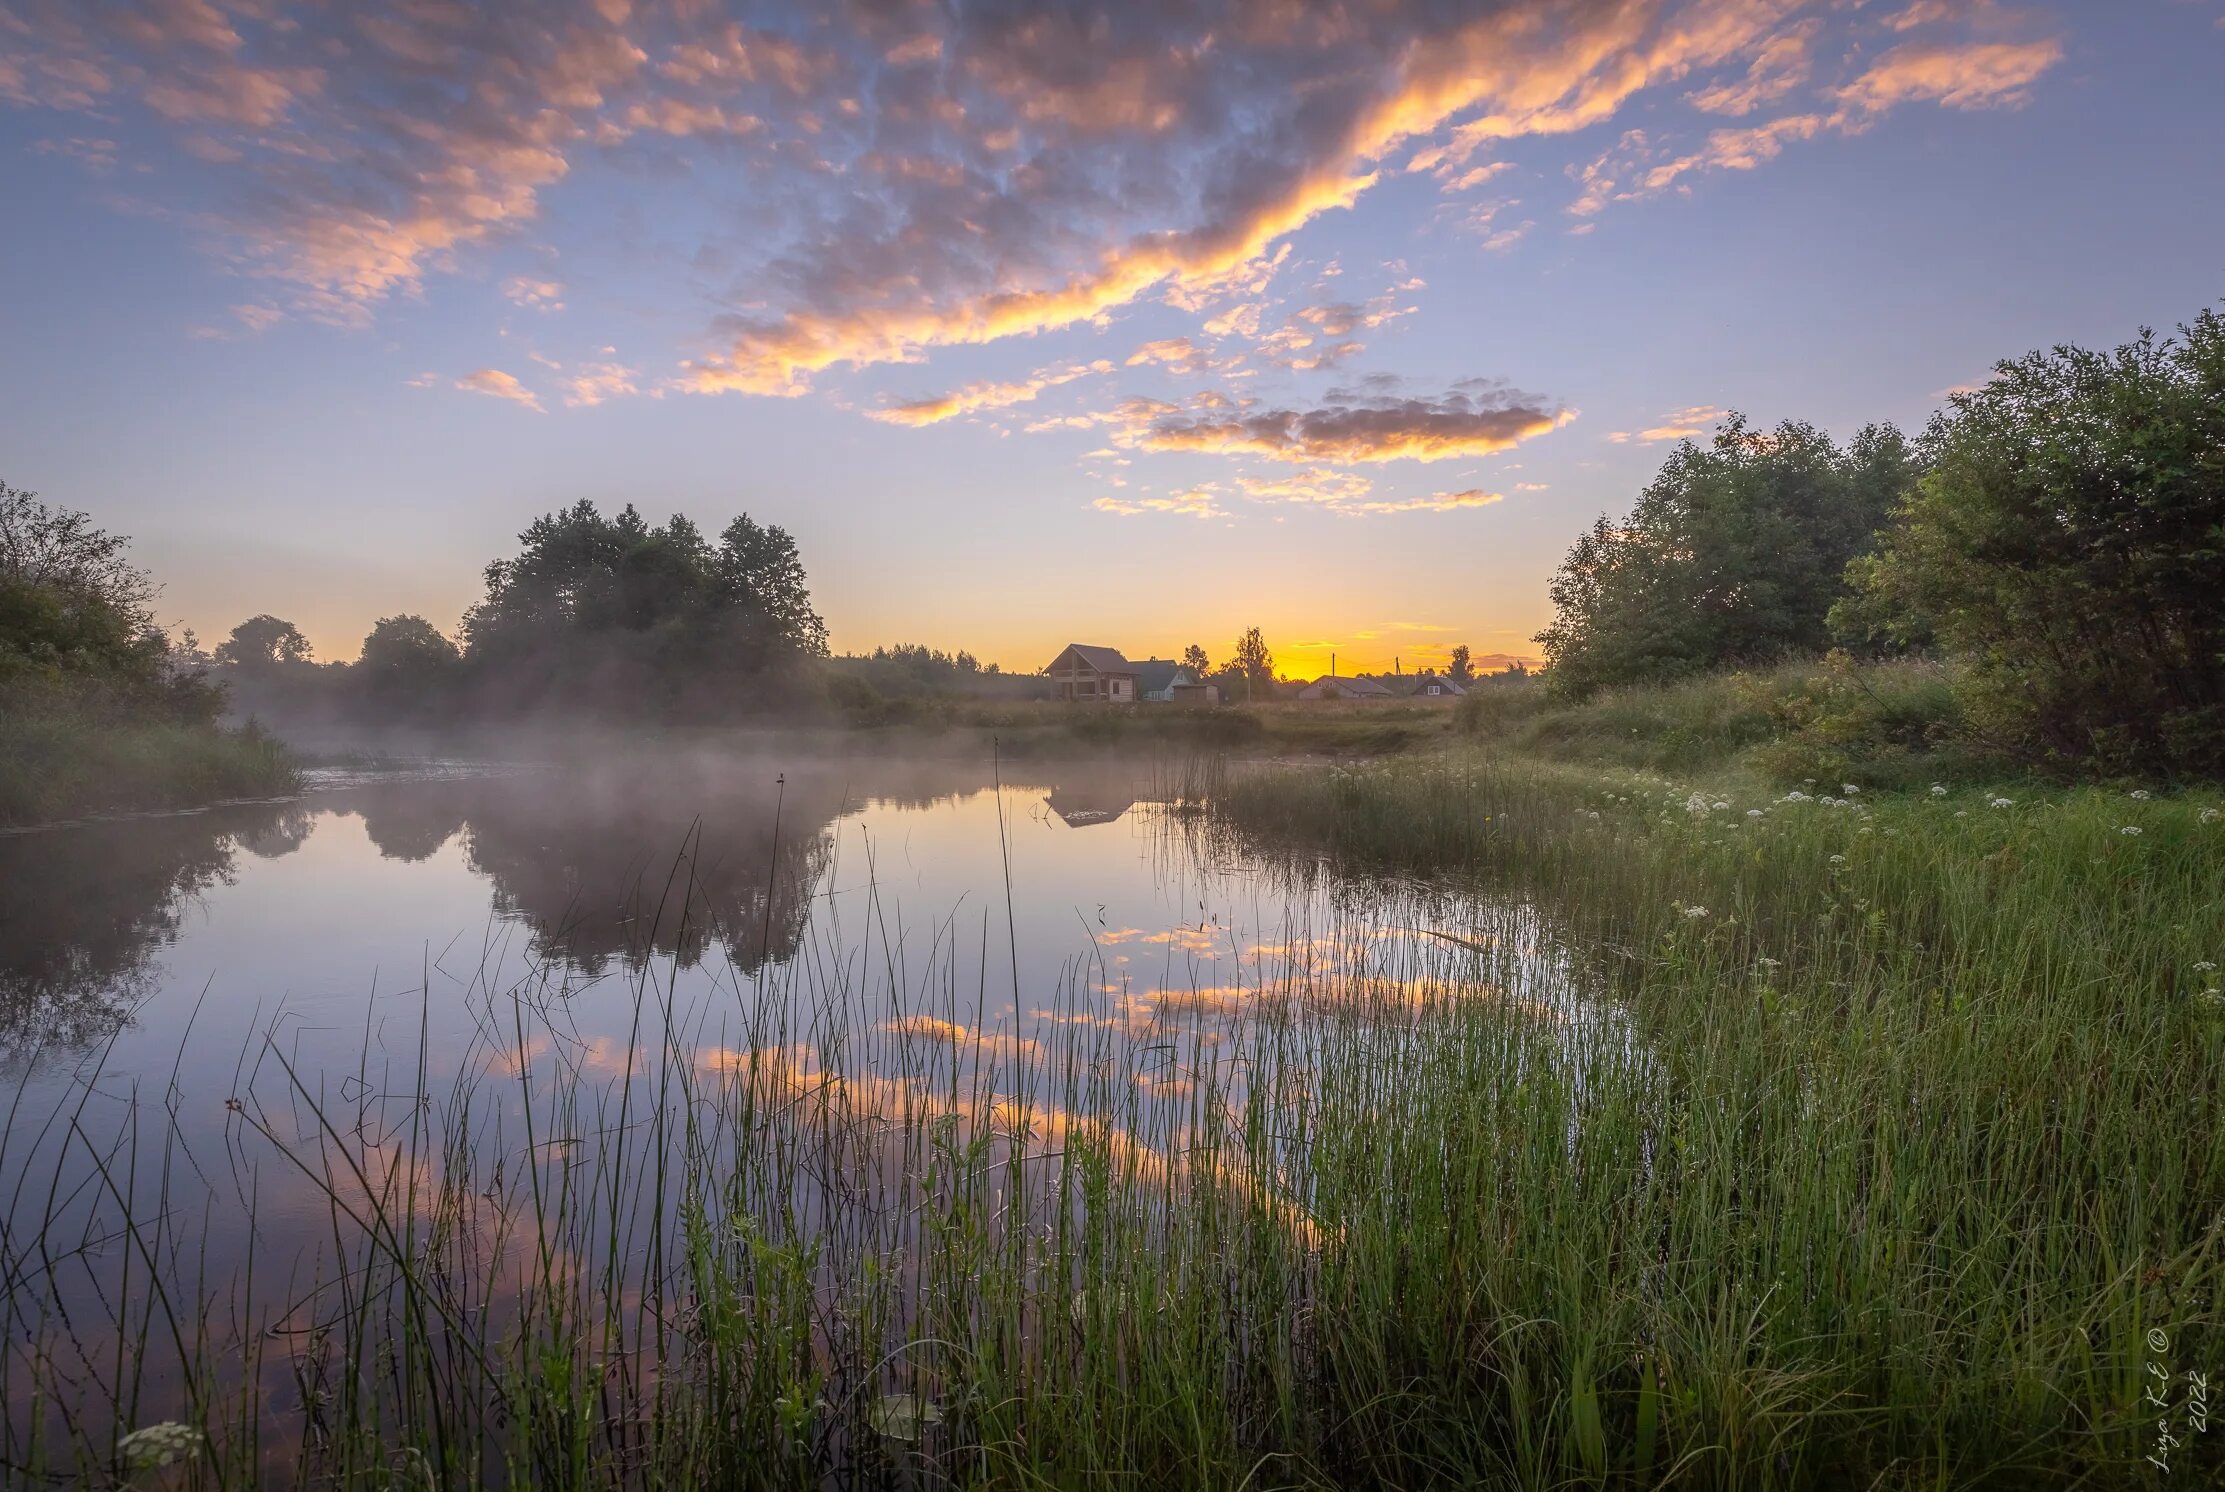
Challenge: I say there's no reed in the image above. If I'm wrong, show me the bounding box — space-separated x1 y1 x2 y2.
1 752 2219 1488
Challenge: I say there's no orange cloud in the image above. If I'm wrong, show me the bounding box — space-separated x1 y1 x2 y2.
1833 38 2063 113
869 359 1113 426
561 359 639 408
1609 404 1727 443
1686 21 1817 115
455 368 544 412
1093 487 1225 519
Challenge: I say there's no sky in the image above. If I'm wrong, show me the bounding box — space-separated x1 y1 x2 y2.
3 0 2222 679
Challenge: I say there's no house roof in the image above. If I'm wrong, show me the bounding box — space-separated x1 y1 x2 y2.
1302 674 1395 697
1133 659 1184 694
1403 673 1467 696
1049 643 1135 675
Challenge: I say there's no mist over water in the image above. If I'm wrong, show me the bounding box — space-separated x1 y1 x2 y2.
0 748 1595 1467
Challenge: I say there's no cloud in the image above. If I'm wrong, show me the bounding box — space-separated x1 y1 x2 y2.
1833 38 2063 113
869 359 1111 426
1124 337 1228 376
503 276 566 311
455 368 544 412
1687 21 1817 115
1338 489 1505 515
1609 404 1726 443
1093 487 1224 519
28 134 122 172
1121 386 1574 465
1234 468 1376 505
562 359 639 407
1570 16 2063 218
4 0 2068 418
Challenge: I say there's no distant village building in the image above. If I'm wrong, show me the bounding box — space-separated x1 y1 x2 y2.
1045 644 1139 702
1295 674 1395 700
1403 673 1467 698
1046 645 1218 704
1136 660 1220 704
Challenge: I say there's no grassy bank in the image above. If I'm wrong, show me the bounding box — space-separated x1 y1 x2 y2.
6 745 2219 1488
0 710 298 826
1189 750 2225 1484
1454 658 1994 789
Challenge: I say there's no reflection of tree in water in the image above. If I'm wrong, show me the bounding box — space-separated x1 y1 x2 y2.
346 782 469 862
0 802 294 1062
0 757 1149 1059
352 764 857 978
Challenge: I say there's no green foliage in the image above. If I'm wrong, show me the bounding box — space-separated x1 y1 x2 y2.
0 481 292 822
1459 658 1979 787
0 713 295 825
1537 415 1919 696
1845 310 2225 775
213 613 313 667
459 500 828 715
1181 643 1210 675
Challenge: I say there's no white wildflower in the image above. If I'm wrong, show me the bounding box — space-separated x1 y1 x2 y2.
2120 826 2142 836
2130 789 2151 801
1930 784 1948 796
1989 797 2014 809
1955 810 1968 818
1747 809 1764 819
1712 801 1730 812
1843 784 1860 795
1678 904 1710 919
2201 808 2220 823
118 1423 203 1471
2193 961 2216 973
1829 854 1846 865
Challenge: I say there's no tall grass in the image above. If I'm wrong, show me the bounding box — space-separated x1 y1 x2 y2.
2 756 2220 1487
0 712 298 826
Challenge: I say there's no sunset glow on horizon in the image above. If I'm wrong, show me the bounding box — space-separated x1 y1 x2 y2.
5 0 2222 676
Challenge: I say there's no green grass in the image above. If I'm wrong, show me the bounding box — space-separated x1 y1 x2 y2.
1189 752 2225 1484
1456 659 1990 791
0 709 299 826
3 749 2220 1487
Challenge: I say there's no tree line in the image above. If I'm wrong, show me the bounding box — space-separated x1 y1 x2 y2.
1536 306 2225 776
195 499 832 724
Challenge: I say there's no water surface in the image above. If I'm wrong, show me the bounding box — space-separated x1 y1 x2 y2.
0 751 1589 1465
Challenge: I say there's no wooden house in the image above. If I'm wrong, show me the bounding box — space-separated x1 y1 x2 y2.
1044 644 1140 703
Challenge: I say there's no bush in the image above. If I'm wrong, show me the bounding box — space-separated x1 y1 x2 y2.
1844 308 2225 776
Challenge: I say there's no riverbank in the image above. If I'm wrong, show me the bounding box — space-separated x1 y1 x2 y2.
0 710 299 827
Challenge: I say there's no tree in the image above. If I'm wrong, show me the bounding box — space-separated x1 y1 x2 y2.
1842 310 2225 773
357 615 461 685
1181 643 1211 675
215 615 313 667
1535 414 1917 696
1 482 218 724
1227 627 1274 700
1448 644 1474 683
458 500 828 715
0 481 157 624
